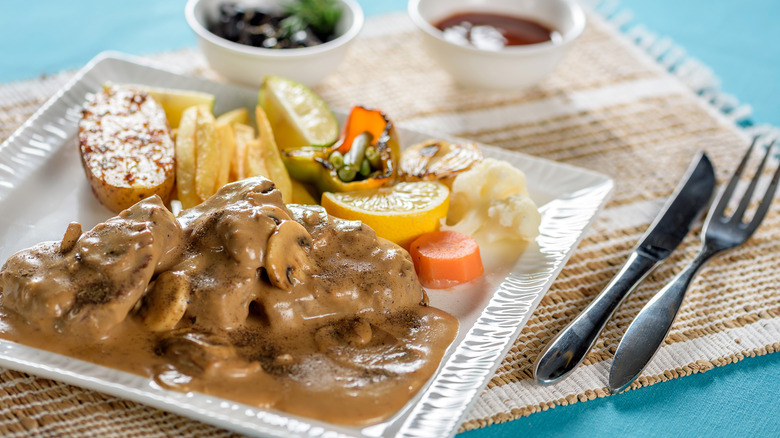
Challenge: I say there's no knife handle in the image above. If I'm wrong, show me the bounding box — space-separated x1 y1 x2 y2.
533 251 659 385
608 248 716 393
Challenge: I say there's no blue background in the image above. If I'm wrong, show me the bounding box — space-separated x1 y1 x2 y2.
0 1 778 437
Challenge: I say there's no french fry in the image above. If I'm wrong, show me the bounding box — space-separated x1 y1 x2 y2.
245 137 269 179
216 107 250 126
175 106 200 210
255 105 293 202
194 107 219 202
232 123 255 181
231 139 248 181
215 121 236 189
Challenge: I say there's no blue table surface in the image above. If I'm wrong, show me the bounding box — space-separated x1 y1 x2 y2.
1 1 778 437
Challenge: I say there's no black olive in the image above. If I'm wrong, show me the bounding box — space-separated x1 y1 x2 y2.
269 15 283 26
232 6 246 21
248 10 266 26
222 22 240 42
248 31 266 47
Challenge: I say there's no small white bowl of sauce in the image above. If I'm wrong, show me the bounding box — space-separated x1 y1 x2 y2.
408 0 586 90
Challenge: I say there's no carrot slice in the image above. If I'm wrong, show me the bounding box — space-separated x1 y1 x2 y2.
409 231 484 289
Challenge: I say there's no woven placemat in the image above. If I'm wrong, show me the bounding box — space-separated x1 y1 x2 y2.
1 7 779 437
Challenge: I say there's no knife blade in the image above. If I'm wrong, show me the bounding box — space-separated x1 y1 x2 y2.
533 152 715 385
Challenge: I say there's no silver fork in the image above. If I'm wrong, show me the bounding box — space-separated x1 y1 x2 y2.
608 137 780 394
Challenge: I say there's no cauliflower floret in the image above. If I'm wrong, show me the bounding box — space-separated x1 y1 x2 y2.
443 158 541 245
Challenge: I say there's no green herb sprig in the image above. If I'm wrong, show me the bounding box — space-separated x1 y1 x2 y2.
283 0 342 40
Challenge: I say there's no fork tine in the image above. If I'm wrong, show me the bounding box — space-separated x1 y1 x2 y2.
731 138 775 223
743 140 780 236
712 135 759 218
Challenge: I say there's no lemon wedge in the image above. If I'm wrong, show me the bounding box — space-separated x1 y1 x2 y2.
321 181 450 248
260 76 339 149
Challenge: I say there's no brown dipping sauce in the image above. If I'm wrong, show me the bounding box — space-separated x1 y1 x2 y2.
435 11 559 50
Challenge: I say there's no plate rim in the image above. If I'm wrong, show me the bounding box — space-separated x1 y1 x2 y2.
0 51 614 438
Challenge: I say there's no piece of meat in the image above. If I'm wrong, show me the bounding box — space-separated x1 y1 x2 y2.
0 196 182 338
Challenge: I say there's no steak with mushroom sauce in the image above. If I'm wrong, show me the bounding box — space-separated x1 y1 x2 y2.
0 176 458 426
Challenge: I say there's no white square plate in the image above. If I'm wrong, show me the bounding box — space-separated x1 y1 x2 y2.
0 52 613 437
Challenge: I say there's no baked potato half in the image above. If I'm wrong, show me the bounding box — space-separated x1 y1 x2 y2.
79 85 176 213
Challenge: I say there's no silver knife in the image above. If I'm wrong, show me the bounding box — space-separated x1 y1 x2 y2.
533 152 715 385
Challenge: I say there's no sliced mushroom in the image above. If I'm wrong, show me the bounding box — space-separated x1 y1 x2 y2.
156 330 238 376
314 318 373 352
350 318 373 347
288 204 329 229
217 210 277 268
314 324 339 352
265 220 312 291
399 139 483 186
60 222 82 253
140 271 190 332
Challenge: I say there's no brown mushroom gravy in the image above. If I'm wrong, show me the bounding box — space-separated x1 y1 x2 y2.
0 177 458 426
